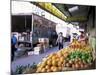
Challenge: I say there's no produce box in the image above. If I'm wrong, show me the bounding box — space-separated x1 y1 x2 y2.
34 50 41 55
18 37 25 41
34 47 42 51
38 38 49 44
38 38 49 52
33 46 44 55
38 38 45 43
28 51 34 56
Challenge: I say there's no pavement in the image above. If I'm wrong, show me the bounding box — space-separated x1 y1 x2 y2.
11 42 70 72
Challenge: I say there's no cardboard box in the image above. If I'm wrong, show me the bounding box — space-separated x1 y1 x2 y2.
34 50 41 55
34 47 42 51
38 38 49 43
28 51 34 55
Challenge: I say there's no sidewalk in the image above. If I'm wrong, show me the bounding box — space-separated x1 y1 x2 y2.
11 42 70 72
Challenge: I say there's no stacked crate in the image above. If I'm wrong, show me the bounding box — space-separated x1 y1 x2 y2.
38 38 49 52
33 46 43 55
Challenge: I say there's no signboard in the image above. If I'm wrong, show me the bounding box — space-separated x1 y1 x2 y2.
36 2 67 21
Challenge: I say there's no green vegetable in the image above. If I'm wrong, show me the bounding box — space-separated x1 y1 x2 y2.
66 50 93 64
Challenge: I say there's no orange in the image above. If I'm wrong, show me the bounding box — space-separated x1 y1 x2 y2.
47 69 51 72
52 56 57 60
45 65 50 70
51 66 58 72
52 66 58 72
58 61 62 67
60 57 64 63
52 60 57 66
47 59 52 66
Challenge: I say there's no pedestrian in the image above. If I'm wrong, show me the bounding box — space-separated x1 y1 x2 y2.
56 32 64 50
11 34 17 61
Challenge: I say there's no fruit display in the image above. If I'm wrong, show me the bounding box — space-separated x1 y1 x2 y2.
69 39 93 53
64 50 93 70
67 51 93 63
69 41 82 49
36 40 94 73
36 52 67 73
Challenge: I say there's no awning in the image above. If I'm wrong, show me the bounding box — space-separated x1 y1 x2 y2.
32 2 88 22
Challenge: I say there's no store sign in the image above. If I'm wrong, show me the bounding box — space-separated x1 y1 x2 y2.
36 2 67 21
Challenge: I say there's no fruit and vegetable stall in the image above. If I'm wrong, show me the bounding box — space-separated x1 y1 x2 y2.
13 40 96 74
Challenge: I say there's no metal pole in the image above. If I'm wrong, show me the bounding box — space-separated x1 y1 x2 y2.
25 16 27 41
25 16 26 29
31 14 34 49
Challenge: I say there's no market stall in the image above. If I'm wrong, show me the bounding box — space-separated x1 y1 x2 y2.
11 1 96 74
13 38 95 74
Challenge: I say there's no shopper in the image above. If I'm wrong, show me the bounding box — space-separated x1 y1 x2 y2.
11 34 17 61
56 32 64 50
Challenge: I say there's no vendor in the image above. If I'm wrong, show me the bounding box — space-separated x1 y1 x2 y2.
78 31 87 45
